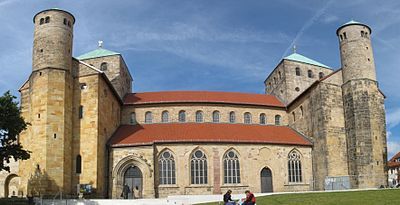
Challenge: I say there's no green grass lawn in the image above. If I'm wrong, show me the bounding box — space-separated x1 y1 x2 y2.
197 189 400 205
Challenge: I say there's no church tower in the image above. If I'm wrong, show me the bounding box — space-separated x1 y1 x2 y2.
19 9 75 195
337 21 387 188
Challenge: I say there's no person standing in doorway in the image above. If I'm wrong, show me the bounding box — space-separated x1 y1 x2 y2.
133 186 141 199
122 184 130 199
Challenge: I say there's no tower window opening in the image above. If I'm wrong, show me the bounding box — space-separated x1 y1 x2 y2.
100 62 108 71
278 71 282 79
340 35 343 41
40 49 43 53
300 106 304 117
307 70 313 78
53 133 57 139
295 67 301 76
292 112 296 122
368 58 370 62
39 72 42 76
39 18 44 25
76 155 82 174
79 105 84 119
38 114 40 119
343 32 347 39
67 21 71 27
63 18 67 25
45 16 50 23
361 31 365 37
366 46 369 50
295 87 300 92
319 72 324 79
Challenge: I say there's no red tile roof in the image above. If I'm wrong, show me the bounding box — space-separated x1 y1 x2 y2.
109 123 312 147
123 91 285 107
388 151 400 168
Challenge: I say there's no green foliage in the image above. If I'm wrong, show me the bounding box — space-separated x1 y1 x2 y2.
198 189 400 205
0 91 30 172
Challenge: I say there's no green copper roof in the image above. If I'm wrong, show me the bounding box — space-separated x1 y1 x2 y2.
284 53 331 68
336 20 371 35
76 48 120 60
343 20 361 26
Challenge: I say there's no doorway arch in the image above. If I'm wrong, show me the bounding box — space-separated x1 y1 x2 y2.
4 174 19 198
260 167 273 193
123 166 142 199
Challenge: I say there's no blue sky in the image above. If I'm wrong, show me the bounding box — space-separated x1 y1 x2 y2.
0 0 399 158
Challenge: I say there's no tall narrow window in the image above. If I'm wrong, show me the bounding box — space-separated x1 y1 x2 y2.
100 62 108 71
196 111 203 123
288 150 302 183
76 155 82 174
159 150 176 185
343 32 347 39
295 67 301 76
212 111 220 123
273 77 277 84
244 112 252 124
63 18 67 25
229 111 236 123
191 150 208 184
223 150 241 184
292 112 296 122
307 70 313 78
178 110 186 122
260 113 266 125
45 16 50 23
300 106 304 117
79 106 83 119
130 112 136 124
361 31 365 37
39 18 44 25
162 111 169 123
319 72 324 79
275 115 281 125
278 71 282 79
145 111 153 123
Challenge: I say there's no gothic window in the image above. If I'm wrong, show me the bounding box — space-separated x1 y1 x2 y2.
159 150 176 185
260 113 266 125
212 111 220 123
229 111 236 123
244 112 252 124
223 150 241 184
319 72 324 79
288 150 302 183
130 112 136 124
307 70 313 78
76 155 82 174
45 16 50 23
79 105 83 119
195 111 203 123
39 18 44 25
191 150 208 184
161 111 169 123
145 111 153 123
275 115 281 125
295 67 301 76
100 62 108 71
178 110 186 122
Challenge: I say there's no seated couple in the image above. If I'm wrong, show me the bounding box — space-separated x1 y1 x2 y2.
223 190 256 205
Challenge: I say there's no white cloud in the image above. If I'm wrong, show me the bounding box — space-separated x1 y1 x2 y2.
388 140 400 159
386 108 400 129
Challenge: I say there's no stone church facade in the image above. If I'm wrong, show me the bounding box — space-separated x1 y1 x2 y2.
0 9 387 198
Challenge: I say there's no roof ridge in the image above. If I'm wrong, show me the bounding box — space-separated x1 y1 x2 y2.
76 47 120 60
284 53 331 69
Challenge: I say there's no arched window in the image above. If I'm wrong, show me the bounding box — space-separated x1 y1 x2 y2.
79 105 84 119
130 112 136 124
295 67 301 76
292 112 296 122
212 111 220 123
229 111 236 123
67 21 71 27
260 113 266 125
288 150 302 183
223 150 240 184
278 71 282 79
45 16 50 23
145 111 153 123
39 18 44 25
244 112 252 124
76 155 82 174
63 18 67 25
195 111 203 123
319 72 324 79
162 111 169 123
307 70 313 78
300 106 304 117
191 150 208 184
273 77 277 84
178 110 186 122
275 115 281 125
159 150 176 185
100 62 108 71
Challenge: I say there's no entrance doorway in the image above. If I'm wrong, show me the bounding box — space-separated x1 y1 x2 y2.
260 167 273 193
124 166 142 199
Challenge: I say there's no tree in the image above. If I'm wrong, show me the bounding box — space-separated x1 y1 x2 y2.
0 91 30 172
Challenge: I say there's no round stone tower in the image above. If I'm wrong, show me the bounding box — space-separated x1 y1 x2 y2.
32 8 74 70
337 21 387 189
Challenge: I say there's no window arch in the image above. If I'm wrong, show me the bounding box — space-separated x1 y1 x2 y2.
292 112 296 122
45 16 50 23
212 111 220 123
130 112 136 124
195 111 203 123
229 111 236 123
100 62 108 71
260 113 266 125
76 155 82 174
288 150 302 183
275 115 281 125
244 112 252 124
39 18 44 25
223 150 241 184
307 70 313 78
295 67 301 76
158 150 176 185
145 111 153 123
319 72 324 79
161 111 169 123
191 150 208 184
178 110 186 122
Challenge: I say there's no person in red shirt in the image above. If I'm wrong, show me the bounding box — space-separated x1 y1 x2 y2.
243 190 256 205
